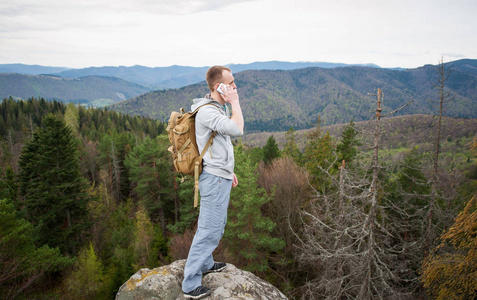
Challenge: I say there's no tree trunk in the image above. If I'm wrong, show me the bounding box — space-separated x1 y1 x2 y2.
426 57 452 254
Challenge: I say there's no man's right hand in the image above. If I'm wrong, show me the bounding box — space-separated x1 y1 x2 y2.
221 85 239 105
220 85 243 134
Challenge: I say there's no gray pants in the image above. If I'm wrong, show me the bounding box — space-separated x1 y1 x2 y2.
182 171 232 293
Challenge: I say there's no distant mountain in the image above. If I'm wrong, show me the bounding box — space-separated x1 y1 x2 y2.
2 59 475 120
51 65 209 89
0 63 71 75
227 61 381 73
110 60 477 132
0 61 391 112
0 74 151 107
1 61 383 90
449 59 477 76
51 61 384 89
51 62 382 89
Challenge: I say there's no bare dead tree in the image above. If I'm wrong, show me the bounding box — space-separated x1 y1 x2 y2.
79 137 99 183
109 141 122 203
294 89 415 299
425 57 456 254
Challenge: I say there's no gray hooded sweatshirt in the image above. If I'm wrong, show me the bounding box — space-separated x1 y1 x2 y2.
191 95 243 180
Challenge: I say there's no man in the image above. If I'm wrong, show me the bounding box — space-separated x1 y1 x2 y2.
182 66 244 299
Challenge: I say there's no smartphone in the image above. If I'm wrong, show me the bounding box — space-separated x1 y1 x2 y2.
217 83 227 95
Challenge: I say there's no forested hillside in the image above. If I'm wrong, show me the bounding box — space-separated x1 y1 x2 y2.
0 96 476 299
243 114 477 151
110 61 477 132
0 74 151 107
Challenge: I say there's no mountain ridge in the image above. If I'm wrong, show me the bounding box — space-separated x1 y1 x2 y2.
110 61 477 132
1 61 382 89
2 59 476 129
0 63 72 75
0 73 151 107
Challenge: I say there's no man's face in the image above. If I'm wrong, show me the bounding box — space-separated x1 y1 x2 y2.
218 70 236 90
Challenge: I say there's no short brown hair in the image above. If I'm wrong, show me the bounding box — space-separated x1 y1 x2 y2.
206 66 231 92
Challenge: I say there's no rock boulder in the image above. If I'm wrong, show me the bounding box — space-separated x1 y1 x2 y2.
116 260 288 300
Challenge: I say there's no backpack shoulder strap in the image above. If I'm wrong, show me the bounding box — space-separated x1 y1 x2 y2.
194 102 220 159
192 103 219 114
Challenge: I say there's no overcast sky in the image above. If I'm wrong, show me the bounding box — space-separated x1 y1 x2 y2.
1 0 476 69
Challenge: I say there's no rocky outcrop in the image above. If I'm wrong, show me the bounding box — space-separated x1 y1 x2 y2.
116 259 288 300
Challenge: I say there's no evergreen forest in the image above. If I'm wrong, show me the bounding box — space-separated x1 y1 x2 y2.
1 68 477 299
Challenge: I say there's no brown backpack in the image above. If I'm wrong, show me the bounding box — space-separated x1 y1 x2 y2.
166 104 217 207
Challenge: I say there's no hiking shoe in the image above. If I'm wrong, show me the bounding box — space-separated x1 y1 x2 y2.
184 285 212 299
203 262 226 275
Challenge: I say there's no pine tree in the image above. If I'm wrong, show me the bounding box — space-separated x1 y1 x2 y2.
336 120 361 164
102 199 136 297
66 243 104 299
0 199 72 298
0 166 17 206
131 204 157 269
224 145 285 273
398 146 431 196
98 132 136 203
385 146 432 290
124 135 174 238
282 126 302 165
64 103 80 135
167 177 199 235
303 124 337 191
262 135 281 165
18 114 90 254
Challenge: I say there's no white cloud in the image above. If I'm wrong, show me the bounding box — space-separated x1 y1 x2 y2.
0 0 476 68
0 0 257 18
